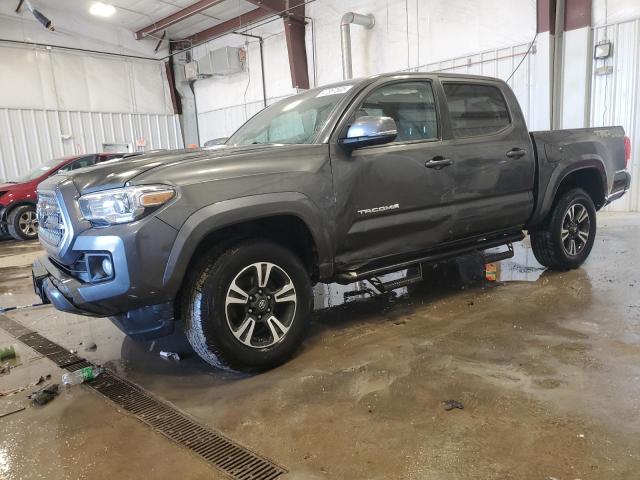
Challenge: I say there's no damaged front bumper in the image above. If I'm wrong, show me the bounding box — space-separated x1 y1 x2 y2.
32 255 175 340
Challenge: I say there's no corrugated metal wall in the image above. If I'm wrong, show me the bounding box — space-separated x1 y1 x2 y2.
591 18 640 212
415 42 537 130
0 108 183 181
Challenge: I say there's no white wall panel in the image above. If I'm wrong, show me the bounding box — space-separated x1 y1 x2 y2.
0 45 173 115
590 18 640 212
0 108 183 182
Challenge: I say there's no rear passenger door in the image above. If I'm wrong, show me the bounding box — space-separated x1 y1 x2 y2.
440 80 535 239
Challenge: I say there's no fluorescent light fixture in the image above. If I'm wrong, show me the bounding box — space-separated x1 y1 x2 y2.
89 2 116 17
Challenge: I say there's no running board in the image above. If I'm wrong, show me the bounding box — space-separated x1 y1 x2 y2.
369 266 423 293
483 242 515 264
337 232 524 283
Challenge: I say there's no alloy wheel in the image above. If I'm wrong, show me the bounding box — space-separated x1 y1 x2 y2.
224 262 297 348
18 210 38 237
561 202 590 256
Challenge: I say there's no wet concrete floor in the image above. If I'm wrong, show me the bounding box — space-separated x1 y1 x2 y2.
0 212 639 479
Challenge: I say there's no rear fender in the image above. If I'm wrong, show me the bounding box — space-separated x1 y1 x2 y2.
529 156 607 227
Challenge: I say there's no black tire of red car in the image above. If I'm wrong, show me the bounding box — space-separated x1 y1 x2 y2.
183 239 312 372
0 223 10 239
530 188 597 271
7 205 39 241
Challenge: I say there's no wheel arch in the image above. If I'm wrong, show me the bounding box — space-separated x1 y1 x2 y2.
2 200 37 221
529 160 607 228
163 192 333 296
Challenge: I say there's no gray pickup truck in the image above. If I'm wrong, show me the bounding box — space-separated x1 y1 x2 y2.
33 73 631 371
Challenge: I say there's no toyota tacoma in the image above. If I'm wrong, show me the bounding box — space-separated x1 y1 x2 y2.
32 73 631 371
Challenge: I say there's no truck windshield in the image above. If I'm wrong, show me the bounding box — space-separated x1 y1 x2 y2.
9 158 64 183
227 83 356 146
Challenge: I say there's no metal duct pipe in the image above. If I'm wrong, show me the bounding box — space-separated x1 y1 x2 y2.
340 12 374 80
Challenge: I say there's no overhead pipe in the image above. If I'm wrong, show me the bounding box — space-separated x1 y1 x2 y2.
340 12 374 80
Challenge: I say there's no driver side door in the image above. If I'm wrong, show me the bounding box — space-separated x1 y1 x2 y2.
330 79 456 271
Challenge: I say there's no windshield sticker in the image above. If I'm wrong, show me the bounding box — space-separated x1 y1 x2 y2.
317 85 353 97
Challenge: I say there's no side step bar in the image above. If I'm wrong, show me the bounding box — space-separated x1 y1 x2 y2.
337 232 524 283
483 242 515 264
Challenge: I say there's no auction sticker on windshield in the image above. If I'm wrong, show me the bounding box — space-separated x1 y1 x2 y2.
317 85 353 97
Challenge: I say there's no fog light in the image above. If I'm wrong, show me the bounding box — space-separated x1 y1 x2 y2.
101 257 114 278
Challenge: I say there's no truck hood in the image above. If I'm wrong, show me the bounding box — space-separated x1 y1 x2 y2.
66 145 319 195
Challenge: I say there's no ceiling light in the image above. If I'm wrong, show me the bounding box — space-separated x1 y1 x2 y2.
89 2 116 17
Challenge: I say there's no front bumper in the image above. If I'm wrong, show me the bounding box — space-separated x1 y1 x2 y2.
33 255 175 340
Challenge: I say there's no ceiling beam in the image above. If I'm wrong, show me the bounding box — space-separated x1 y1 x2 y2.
135 0 225 40
175 7 272 45
245 0 305 21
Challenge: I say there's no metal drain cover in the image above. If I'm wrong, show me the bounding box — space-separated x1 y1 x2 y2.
0 314 287 480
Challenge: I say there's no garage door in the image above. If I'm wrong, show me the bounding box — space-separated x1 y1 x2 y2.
591 18 640 212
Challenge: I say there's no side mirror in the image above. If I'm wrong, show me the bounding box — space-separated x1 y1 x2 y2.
204 137 229 147
340 116 397 150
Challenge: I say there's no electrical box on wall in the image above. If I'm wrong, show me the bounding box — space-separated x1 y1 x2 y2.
184 61 199 81
198 47 246 76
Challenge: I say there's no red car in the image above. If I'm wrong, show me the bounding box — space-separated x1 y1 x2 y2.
0 153 124 241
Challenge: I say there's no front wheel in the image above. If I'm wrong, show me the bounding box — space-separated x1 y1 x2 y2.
184 240 312 372
7 205 38 241
530 188 597 270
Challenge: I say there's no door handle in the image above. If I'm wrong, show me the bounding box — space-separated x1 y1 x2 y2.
425 156 453 169
506 148 526 159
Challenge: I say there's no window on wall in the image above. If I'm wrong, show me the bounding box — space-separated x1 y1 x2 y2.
442 83 511 137
354 81 438 142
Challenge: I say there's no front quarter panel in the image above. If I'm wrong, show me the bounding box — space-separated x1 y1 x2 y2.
162 192 333 293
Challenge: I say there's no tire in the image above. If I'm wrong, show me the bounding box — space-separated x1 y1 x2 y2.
184 239 312 372
7 205 38 241
530 188 596 270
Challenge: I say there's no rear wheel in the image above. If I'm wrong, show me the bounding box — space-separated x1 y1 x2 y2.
530 188 596 270
7 205 38 241
184 240 312 372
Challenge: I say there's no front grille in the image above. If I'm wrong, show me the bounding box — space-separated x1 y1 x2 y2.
37 192 66 247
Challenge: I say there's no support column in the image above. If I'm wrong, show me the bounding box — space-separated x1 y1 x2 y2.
283 0 309 90
561 0 592 128
532 0 555 130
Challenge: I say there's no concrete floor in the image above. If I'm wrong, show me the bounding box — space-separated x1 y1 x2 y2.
1 212 639 480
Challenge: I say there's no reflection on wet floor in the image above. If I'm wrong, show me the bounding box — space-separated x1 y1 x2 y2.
313 240 546 310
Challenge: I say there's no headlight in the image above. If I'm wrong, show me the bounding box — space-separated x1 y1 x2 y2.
79 185 175 225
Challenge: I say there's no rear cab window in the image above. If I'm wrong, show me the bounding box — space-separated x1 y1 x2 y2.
442 83 511 137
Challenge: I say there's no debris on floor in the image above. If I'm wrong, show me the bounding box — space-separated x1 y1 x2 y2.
62 366 105 386
35 374 52 386
29 384 59 406
442 399 464 411
160 351 181 361
0 406 26 420
84 342 97 352
0 345 16 361
485 263 497 281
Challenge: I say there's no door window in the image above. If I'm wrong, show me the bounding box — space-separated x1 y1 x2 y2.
442 83 510 137
58 156 96 173
353 82 438 142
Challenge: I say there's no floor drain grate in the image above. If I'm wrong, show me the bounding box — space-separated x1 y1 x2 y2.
18 332 85 368
0 314 287 480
